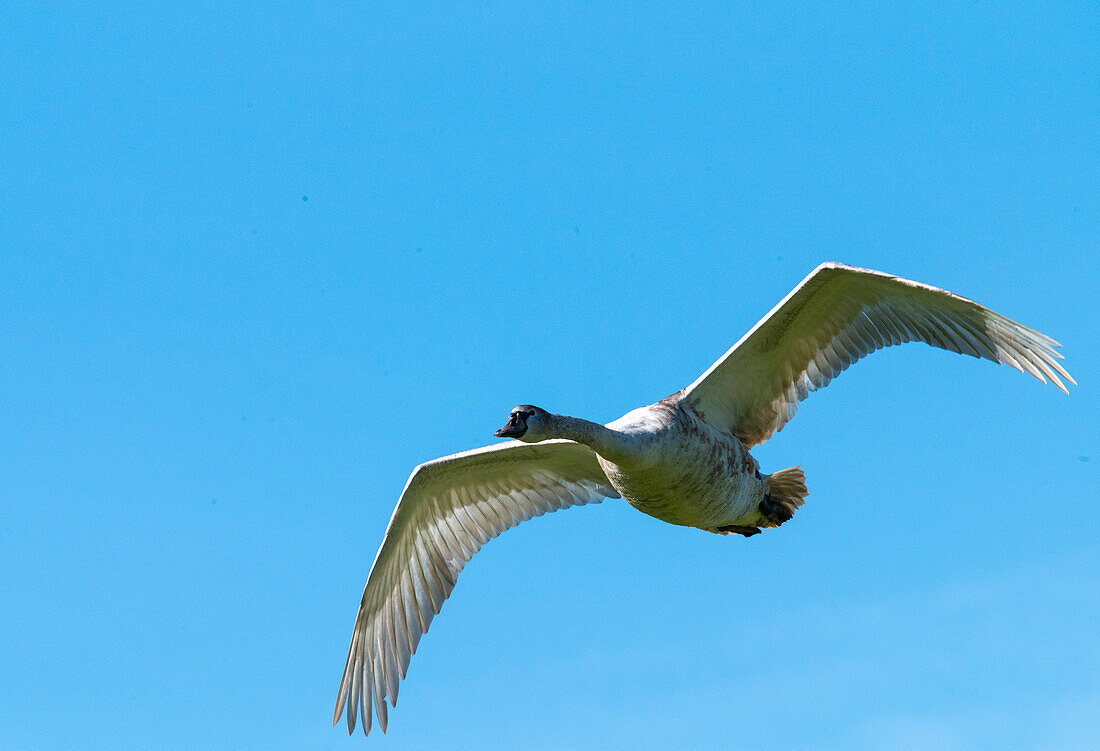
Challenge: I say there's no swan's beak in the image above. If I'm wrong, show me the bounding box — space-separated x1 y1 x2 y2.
494 415 527 439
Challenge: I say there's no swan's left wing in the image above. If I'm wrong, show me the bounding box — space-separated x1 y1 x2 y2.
682 263 1073 447
333 439 619 736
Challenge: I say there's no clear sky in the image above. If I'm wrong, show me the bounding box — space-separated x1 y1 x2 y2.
2 2 1097 749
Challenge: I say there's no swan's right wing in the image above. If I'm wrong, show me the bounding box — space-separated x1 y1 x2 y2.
682 263 1073 447
333 439 619 736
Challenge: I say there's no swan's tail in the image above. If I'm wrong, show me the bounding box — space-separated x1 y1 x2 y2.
761 466 808 526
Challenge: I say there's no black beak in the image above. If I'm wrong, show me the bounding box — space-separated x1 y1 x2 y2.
494 415 527 439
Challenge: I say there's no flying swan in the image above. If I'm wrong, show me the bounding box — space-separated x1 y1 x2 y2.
334 262 1073 736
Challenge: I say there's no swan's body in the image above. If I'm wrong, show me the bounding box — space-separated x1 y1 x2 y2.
597 398 769 530
334 263 1073 736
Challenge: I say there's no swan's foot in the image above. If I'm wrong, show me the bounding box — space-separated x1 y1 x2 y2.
715 525 761 537
758 494 793 526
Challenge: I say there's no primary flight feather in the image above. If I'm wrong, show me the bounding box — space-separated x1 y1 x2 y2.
334 262 1073 736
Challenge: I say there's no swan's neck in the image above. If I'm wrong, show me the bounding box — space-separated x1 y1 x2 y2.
546 414 632 463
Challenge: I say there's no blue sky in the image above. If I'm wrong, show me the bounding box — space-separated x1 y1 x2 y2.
2 2 1097 749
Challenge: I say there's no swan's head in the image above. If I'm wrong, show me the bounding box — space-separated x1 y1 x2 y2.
494 405 551 442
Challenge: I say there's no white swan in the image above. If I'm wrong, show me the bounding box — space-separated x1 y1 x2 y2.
333 262 1073 736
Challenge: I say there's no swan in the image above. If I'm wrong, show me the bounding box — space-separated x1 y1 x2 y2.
333 262 1073 736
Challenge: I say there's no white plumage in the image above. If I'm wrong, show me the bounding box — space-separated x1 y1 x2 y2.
334 262 1072 736
682 263 1072 446
333 440 617 735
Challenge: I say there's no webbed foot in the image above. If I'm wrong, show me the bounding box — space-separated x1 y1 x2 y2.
716 525 761 537
758 494 794 525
